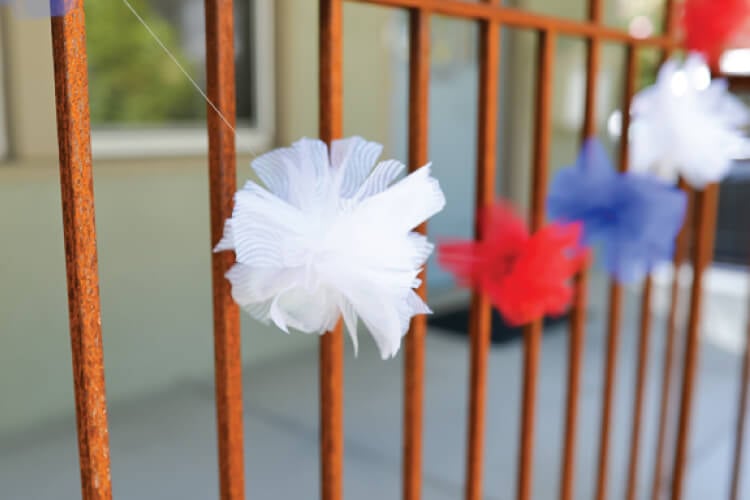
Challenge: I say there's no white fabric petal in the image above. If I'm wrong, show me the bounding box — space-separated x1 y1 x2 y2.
331 137 384 198
214 137 445 359
352 160 406 201
250 138 331 210
271 286 340 334
250 146 295 202
339 299 359 356
356 164 446 234
629 53 750 189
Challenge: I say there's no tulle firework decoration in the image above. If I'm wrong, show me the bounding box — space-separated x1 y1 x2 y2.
682 0 750 66
630 54 750 189
438 201 587 326
215 137 446 360
548 138 687 284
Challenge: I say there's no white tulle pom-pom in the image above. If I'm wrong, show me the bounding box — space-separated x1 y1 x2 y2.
215 137 446 359
630 54 750 188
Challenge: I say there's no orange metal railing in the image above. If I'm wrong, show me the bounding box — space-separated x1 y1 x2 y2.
46 1 747 500
50 4 112 499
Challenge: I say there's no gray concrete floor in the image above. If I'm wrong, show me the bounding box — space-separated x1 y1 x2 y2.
0 294 747 499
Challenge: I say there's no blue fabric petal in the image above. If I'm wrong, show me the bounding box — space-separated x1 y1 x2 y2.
49 0 74 16
548 139 619 244
547 138 687 283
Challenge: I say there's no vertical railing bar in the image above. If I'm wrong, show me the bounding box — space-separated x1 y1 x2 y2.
592 43 634 497
661 0 680 45
517 28 555 500
594 270 623 500
582 0 603 134
649 180 693 500
624 279 652 500
204 1 246 498
402 7 431 500
592 43 638 494
464 5 499 499
647 2 691 497
319 2 345 499
560 271 588 500
50 3 113 499
559 1 600 498
669 183 720 500
621 43 655 500
730 290 750 500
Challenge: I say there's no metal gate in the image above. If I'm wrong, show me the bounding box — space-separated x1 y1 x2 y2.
48 1 747 500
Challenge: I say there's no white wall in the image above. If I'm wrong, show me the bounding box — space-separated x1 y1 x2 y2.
0 159 323 436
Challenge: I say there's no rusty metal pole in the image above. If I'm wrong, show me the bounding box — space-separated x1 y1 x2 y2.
403 7 432 500
670 185 720 500
517 28 556 500
559 1 600 498
204 1 246 498
622 44 656 500
320 1 345 499
50 2 113 499
464 3 499 499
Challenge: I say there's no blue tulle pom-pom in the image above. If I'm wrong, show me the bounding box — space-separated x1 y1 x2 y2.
547 138 687 283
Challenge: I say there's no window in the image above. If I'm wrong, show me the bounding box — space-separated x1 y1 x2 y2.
85 0 274 157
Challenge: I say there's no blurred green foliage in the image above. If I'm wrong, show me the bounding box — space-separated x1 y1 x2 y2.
638 49 663 91
85 0 204 125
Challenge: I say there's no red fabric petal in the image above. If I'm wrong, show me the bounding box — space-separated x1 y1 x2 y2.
497 222 587 326
683 0 750 65
438 201 528 287
480 201 529 253
437 202 588 326
437 240 483 287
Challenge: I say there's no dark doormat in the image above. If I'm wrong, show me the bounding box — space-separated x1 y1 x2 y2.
428 307 569 345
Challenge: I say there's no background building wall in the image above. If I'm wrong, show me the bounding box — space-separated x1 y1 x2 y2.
0 0 392 436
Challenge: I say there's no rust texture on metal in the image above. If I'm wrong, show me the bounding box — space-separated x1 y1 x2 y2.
662 0 680 44
594 281 622 500
730 290 750 500
348 0 674 47
560 264 587 500
204 1 246 498
650 181 693 500
582 4 602 136
320 321 345 500
622 45 653 500
50 3 113 499
560 1 600 497
464 3 499 499
320 1 345 499
670 184 720 500
592 49 636 500
593 41 640 500
403 9 431 500
517 29 555 500
649 5 690 494
625 278 652 500
617 45 638 174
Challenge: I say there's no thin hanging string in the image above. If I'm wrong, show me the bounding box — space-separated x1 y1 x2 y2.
120 0 256 155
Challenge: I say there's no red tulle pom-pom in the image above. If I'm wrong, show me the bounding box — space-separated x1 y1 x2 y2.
683 0 750 66
438 202 587 326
